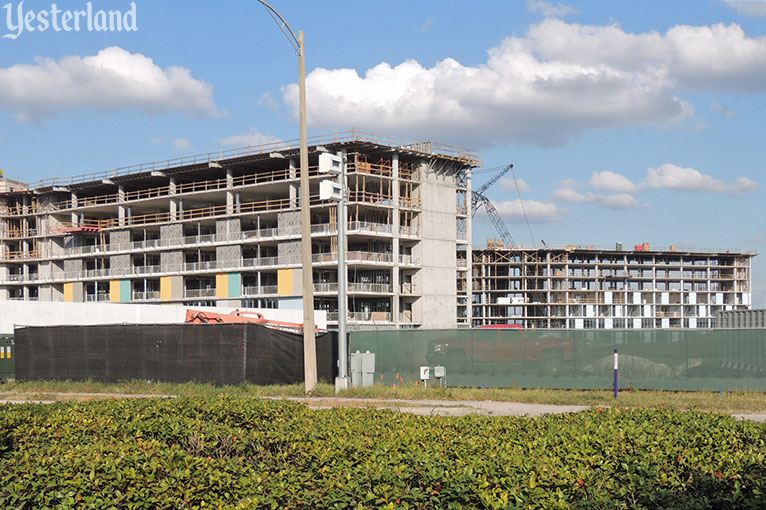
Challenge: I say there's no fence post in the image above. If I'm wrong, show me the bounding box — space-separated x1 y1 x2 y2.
613 349 619 399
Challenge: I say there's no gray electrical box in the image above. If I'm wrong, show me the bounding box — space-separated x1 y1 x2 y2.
351 350 375 388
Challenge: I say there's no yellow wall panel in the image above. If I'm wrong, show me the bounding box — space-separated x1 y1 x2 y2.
63 282 74 302
216 273 228 298
110 280 121 303
278 269 293 296
160 276 173 301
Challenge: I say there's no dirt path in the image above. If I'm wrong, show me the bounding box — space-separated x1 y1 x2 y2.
2 392 765 422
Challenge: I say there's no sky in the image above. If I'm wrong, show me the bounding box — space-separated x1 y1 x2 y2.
0 0 765 305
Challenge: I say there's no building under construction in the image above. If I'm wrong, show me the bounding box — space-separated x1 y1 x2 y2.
0 131 479 330
469 242 754 329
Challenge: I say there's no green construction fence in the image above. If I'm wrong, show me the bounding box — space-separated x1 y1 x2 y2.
0 335 14 381
349 328 766 391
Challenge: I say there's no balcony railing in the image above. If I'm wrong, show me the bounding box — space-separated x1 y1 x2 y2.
348 282 393 293
399 225 419 237
184 261 218 272
184 288 216 298
398 254 420 265
327 311 393 322
313 282 339 293
347 221 393 235
85 293 110 302
242 285 279 296
132 290 161 301
1 251 402 283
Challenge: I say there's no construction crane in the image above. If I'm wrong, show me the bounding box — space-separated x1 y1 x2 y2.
471 163 513 212
471 163 515 248
473 192 515 247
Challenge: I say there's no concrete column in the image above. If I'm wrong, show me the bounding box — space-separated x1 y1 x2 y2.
118 185 126 226
226 168 234 214
466 168 473 327
71 192 78 224
392 153 400 326
169 177 178 220
289 158 298 208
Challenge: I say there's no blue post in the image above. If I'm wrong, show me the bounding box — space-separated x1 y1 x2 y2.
613 349 619 399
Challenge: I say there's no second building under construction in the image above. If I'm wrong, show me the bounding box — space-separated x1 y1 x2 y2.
467 243 754 329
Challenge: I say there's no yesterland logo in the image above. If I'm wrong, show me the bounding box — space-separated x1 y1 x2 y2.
2 1 137 40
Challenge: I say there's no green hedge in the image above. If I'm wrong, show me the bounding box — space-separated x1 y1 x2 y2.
1 397 764 509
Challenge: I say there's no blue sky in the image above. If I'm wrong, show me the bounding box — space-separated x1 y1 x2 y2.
1 0 765 305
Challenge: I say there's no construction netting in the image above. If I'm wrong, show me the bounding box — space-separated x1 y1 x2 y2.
14 324 336 385
349 328 766 391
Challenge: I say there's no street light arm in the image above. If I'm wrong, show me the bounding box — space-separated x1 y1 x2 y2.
256 0 301 54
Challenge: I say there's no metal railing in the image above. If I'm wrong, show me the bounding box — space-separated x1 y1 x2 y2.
132 290 161 301
29 129 479 189
184 288 217 298
348 282 393 293
399 225 419 237
85 293 110 302
347 221 393 235
327 311 393 322
242 285 279 296
313 282 339 293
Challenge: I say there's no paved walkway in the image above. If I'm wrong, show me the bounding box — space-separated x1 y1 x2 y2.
284 396 589 417
2 393 765 422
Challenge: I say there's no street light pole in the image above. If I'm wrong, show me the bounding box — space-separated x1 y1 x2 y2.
297 30 318 393
256 1 316 393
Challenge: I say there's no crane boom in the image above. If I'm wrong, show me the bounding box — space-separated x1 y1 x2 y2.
471 163 513 211
474 192 515 247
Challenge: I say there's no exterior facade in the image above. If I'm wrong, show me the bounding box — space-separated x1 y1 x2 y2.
0 131 479 330
716 308 766 329
468 245 754 329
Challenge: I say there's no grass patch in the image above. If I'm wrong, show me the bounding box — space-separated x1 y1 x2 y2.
2 379 765 413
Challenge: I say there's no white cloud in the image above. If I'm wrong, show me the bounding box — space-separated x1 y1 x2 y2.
258 92 278 109
499 177 531 193
416 18 433 32
643 163 759 194
567 165 758 203
526 0 578 18
152 137 192 152
0 47 220 121
492 199 569 223
282 19 766 146
589 171 639 193
552 180 641 209
218 128 282 147
711 101 736 119
724 1 766 17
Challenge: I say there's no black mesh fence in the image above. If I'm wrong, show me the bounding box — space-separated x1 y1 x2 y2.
14 324 336 385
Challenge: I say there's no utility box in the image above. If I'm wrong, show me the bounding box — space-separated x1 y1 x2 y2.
318 153 342 174
319 180 343 201
350 350 375 388
0 336 14 381
434 365 446 387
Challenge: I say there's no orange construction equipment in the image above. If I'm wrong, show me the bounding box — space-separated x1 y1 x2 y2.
184 309 321 335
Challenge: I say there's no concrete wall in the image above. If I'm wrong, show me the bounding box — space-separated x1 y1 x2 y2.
0 300 327 335
216 219 242 267
413 161 458 328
